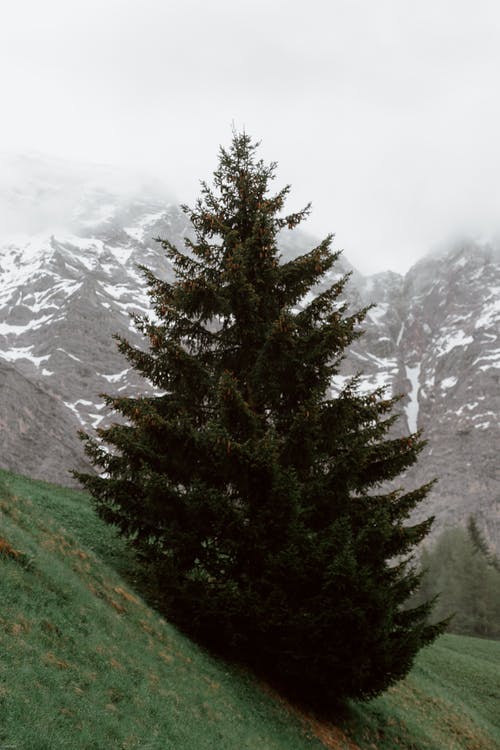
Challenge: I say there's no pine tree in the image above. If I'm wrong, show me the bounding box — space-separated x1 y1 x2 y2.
415 521 500 638
467 515 500 572
75 132 444 707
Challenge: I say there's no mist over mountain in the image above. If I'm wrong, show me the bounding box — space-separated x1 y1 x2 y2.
0 155 498 551
0 152 173 239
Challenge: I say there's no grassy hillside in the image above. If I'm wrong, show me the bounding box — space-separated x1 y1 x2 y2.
346 635 500 750
1 469 499 750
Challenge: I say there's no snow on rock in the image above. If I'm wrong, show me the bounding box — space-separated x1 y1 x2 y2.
367 303 389 324
101 368 130 383
405 364 421 433
440 376 458 389
63 401 88 426
475 296 500 329
0 346 50 366
435 330 474 356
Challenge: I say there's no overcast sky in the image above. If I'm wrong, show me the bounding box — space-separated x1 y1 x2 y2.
2 0 500 274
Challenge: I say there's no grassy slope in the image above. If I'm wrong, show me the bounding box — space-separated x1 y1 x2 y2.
346 635 500 750
1 469 499 750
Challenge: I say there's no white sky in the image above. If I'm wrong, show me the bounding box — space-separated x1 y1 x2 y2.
2 0 500 274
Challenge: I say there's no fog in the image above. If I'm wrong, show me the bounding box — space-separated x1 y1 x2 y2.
2 1 500 273
0 153 172 239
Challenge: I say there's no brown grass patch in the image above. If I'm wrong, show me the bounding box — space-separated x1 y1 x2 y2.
11 621 29 636
158 649 174 664
259 681 361 750
114 586 139 604
202 675 220 691
429 702 498 750
108 598 126 614
44 652 72 670
303 715 362 750
0 537 21 559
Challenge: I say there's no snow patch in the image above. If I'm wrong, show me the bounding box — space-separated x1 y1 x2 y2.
436 330 473 356
56 348 81 362
479 362 500 371
124 210 166 243
101 368 130 383
474 421 491 429
473 349 500 366
355 372 392 395
330 374 353 394
405 364 421 433
331 370 393 397
0 346 50 365
367 304 388 324
0 313 54 335
100 282 141 301
475 297 500 329
63 401 87 426
111 245 134 266
63 235 104 252
440 376 458 390
455 402 479 416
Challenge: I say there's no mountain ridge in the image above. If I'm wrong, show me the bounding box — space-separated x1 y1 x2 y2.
0 160 498 550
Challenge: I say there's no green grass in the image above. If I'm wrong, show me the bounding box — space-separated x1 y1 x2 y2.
1 468 499 750
345 635 500 750
0 470 325 750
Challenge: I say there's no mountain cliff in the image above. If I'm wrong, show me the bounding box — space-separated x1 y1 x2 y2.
0 156 498 549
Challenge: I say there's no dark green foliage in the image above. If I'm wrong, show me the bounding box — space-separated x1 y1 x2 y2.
416 519 500 639
467 516 500 572
76 132 444 707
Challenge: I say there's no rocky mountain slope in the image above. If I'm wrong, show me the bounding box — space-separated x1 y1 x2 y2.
0 156 498 550
355 244 500 552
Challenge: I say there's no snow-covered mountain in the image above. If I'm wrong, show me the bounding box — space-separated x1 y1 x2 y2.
0 156 498 550
352 243 500 553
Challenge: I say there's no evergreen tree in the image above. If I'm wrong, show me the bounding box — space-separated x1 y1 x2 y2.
467 516 500 572
75 132 444 707
416 521 500 638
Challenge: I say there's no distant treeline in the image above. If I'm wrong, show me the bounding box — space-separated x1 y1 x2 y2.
413 518 500 639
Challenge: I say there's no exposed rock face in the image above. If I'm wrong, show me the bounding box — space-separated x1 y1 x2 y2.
0 158 498 549
0 196 181 429
350 243 500 552
0 359 93 486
